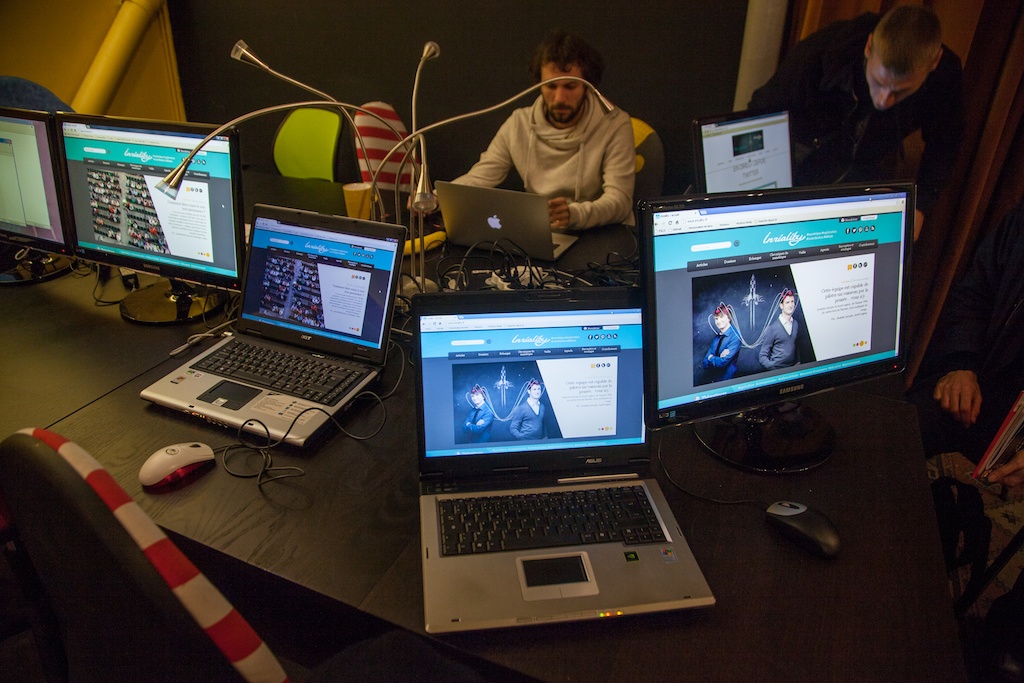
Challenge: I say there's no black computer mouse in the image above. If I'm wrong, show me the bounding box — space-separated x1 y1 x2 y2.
765 501 841 559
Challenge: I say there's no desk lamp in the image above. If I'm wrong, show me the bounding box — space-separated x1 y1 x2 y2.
229 40 405 220
407 41 441 295
158 41 407 212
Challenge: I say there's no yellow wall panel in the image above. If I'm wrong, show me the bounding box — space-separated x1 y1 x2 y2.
0 0 184 120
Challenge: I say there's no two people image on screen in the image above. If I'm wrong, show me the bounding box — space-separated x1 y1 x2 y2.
700 289 802 385
459 379 551 444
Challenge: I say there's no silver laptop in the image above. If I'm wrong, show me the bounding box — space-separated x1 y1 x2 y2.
141 204 405 447
434 181 578 261
412 287 714 633
692 110 793 194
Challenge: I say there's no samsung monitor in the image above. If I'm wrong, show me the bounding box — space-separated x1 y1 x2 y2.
692 110 793 194
638 183 913 472
56 113 245 324
0 107 73 284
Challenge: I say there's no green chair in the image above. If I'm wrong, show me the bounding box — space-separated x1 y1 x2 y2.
631 117 665 201
272 107 347 181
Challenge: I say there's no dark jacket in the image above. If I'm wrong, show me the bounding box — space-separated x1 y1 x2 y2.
749 13 964 214
919 201 1024 387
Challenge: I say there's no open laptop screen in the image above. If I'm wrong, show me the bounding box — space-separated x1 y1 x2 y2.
693 110 792 193
418 302 646 459
240 213 401 351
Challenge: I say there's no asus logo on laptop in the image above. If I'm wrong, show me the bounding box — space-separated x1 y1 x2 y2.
585 457 603 464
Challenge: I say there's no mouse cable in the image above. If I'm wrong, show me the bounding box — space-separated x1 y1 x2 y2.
372 339 407 401
169 320 235 356
218 439 304 488
653 428 767 510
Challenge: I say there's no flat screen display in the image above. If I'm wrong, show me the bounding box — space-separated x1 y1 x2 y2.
56 113 244 291
0 107 69 253
693 110 793 194
639 184 913 427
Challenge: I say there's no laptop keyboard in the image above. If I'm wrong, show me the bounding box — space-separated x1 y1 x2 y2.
438 485 667 556
192 338 366 405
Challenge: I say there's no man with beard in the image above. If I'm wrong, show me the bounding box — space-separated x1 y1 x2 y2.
452 30 635 230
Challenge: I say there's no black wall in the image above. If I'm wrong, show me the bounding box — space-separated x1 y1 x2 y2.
167 0 749 196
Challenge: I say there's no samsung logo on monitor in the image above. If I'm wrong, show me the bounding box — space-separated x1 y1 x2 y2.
779 384 804 395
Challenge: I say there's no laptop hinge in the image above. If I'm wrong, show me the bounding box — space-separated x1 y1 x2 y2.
556 473 640 485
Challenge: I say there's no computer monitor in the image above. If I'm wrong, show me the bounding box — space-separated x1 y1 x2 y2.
638 183 913 473
0 107 73 284
56 113 245 324
692 110 793 194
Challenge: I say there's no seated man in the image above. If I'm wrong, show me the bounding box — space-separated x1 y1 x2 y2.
908 200 1024 462
748 5 964 238
452 29 635 230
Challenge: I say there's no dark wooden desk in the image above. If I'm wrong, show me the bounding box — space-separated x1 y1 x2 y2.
41 339 966 681
3 175 967 680
0 271 212 436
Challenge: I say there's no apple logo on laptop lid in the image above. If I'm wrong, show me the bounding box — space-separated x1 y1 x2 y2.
487 214 502 230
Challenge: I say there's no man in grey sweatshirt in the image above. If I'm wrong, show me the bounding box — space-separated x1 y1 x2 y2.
453 30 635 230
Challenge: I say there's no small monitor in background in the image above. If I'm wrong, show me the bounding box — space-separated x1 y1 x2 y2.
0 107 73 284
57 113 245 324
638 183 913 473
692 110 793 194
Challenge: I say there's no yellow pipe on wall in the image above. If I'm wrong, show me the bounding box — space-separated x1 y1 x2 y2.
71 0 166 114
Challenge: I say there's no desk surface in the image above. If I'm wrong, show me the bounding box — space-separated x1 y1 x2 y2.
1 175 966 681
19 284 964 680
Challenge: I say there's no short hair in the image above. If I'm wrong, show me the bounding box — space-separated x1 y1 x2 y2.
871 5 942 75
528 30 604 85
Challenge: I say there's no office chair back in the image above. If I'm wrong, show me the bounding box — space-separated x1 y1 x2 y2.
631 117 665 201
0 76 72 112
353 101 414 193
0 428 288 683
273 107 345 182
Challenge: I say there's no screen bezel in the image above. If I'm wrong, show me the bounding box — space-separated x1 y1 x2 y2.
638 183 914 429
413 287 650 483
55 112 245 292
0 107 73 256
236 204 406 367
691 109 793 194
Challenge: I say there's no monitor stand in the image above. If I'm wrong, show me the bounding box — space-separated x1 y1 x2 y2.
692 401 835 474
120 278 228 325
0 249 72 285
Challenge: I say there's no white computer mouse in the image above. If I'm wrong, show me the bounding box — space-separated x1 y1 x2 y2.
139 442 216 488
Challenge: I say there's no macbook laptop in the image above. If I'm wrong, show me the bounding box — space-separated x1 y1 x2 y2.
141 204 405 447
434 181 578 261
692 109 793 193
413 287 714 633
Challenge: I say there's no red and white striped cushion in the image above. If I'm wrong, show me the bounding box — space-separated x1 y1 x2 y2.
16 428 289 683
354 101 414 192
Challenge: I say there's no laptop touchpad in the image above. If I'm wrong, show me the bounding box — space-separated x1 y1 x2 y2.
198 381 261 410
517 553 599 601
